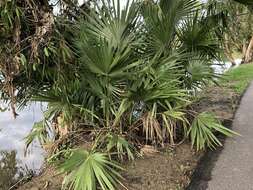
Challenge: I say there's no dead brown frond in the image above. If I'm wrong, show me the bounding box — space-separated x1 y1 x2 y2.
141 112 163 143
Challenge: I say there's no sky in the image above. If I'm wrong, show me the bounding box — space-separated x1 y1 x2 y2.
0 103 46 171
51 0 207 15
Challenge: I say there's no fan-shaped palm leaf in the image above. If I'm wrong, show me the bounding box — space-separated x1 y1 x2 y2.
189 112 240 151
60 149 124 190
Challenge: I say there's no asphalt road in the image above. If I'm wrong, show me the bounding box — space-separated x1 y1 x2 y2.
207 82 253 190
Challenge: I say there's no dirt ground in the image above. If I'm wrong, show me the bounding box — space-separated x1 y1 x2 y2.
122 143 201 190
17 86 240 190
192 86 239 121
18 143 200 190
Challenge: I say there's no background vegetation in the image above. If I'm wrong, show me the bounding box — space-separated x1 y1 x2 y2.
223 63 253 93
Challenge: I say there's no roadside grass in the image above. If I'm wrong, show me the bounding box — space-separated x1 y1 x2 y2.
222 63 253 94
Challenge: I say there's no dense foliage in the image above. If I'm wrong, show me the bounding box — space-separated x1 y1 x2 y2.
207 0 253 64
0 0 243 189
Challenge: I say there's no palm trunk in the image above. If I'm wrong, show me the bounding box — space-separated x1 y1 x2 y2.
244 35 253 63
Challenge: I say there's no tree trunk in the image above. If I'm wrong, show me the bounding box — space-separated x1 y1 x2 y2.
224 34 236 66
225 52 236 66
244 35 253 63
242 39 247 56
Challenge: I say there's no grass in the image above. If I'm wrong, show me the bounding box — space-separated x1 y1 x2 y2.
222 63 253 94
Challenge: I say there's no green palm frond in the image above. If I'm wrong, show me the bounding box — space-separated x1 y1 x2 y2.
177 12 221 61
59 149 124 190
128 55 188 105
189 112 240 151
25 120 50 151
73 0 143 127
141 0 199 55
76 0 140 72
32 81 98 123
162 106 189 143
184 58 220 89
104 133 135 161
159 0 200 18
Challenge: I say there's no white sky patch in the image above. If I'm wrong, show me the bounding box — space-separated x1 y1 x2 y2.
51 0 130 14
0 102 46 171
51 0 207 14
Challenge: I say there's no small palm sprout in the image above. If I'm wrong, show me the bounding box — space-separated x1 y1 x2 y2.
189 112 240 151
105 133 135 161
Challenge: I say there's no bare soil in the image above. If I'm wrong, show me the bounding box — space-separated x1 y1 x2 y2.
17 86 240 190
122 143 201 190
18 143 200 190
